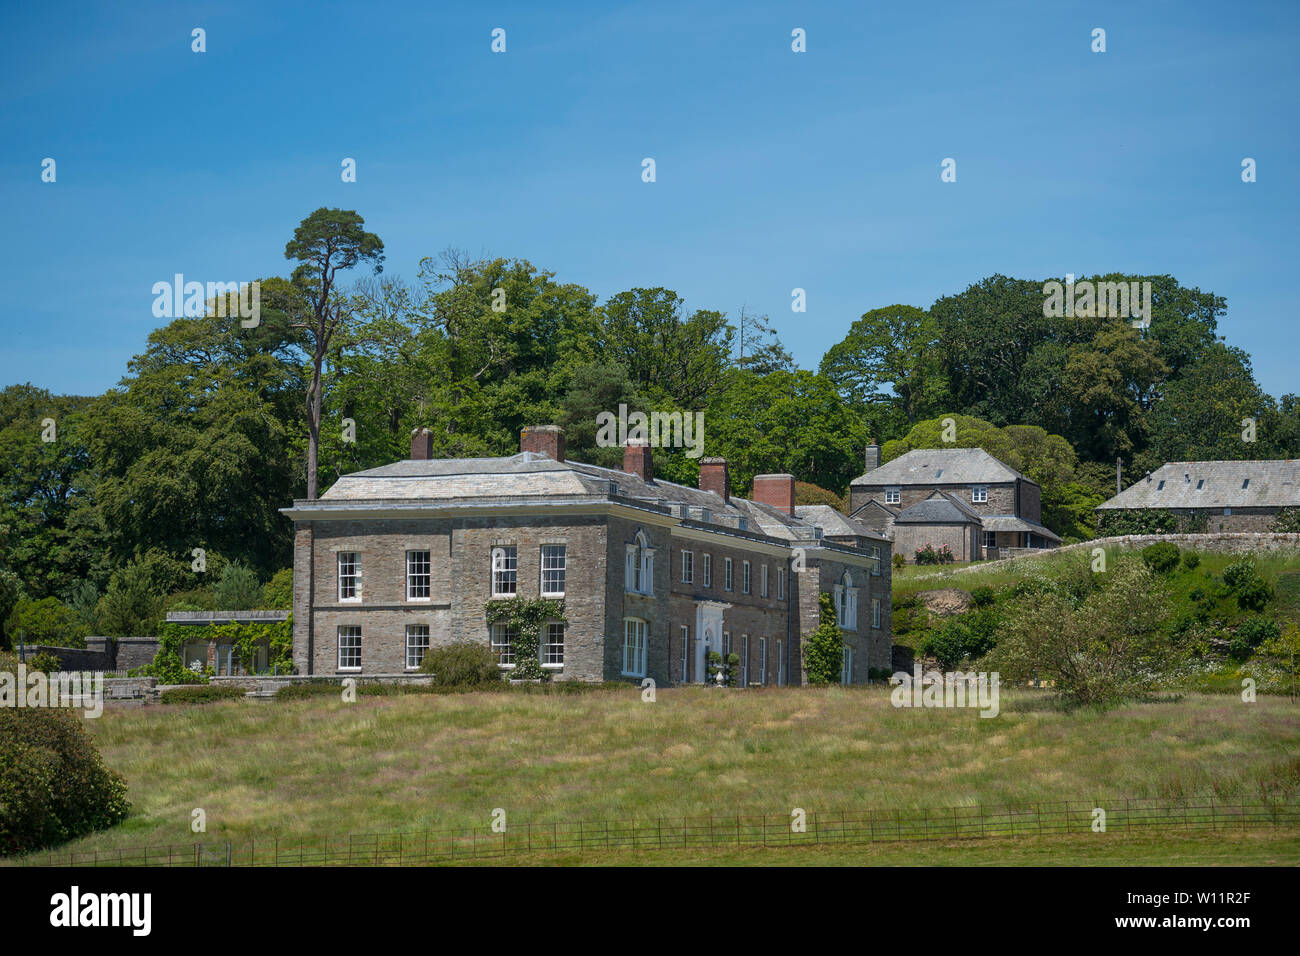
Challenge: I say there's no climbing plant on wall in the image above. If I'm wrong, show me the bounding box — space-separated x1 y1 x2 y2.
483 598 566 680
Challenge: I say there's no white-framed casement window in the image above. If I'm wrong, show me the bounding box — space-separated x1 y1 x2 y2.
338 552 361 602
405 625 430 669
777 639 785 686
741 635 750 686
724 557 734 591
742 561 752 594
491 623 517 668
491 546 518 597
679 624 689 681
777 567 785 599
759 637 768 685
971 485 988 504
406 550 431 601
337 625 361 670
872 597 881 629
833 571 858 630
623 618 648 677
541 622 565 668
541 544 566 596
702 553 712 588
841 647 853 686
982 530 997 550
681 549 694 585
870 546 881 577
760 565 769 598
885 487 901 505
722 631 731 662
625 532 655 594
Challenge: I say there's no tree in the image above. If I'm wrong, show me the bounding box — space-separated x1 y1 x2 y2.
803 592 843 685
95 559 162 637
1143 343 1266 469
4 597 87 648
735 307 795 375
282 208 385 499
212 562 262 611
820 304 947 424
988 558 1175 707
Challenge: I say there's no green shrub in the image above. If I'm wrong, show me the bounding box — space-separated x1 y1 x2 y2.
970 586 995 608
1230 617 1281 661
1141 542 1181 575
212 562 262 611
160 685 247 704
1181 551 1201 571
275 681 348 700
914 544 955 565
1223 560 1275 612
803 592 844 685
1271 507 1300 533
0 700 130 855
24 651 63 673
261 568 294 609
419 642 503 687
920 609 998 669
892 553 906 570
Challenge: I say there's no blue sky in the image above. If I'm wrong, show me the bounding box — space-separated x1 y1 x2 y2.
2 0 1296 397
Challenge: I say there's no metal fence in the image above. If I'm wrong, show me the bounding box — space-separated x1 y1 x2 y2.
24 798 1300 867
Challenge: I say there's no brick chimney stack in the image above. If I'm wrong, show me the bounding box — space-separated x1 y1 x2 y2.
699 457 730 503
623 439 654 482
521 425 566 462
864 439 880 473
410 427 433 461
752 474 797 515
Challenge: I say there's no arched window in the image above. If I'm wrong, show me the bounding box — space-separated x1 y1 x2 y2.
833 571 858 629
625 531 655 594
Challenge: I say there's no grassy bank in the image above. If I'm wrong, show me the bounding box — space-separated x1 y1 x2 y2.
16 686 1298 861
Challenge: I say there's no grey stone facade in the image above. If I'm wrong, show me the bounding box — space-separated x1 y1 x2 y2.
283 429 892 686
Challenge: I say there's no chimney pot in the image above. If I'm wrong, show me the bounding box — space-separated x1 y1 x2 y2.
410 427 433 461
521 425 566 462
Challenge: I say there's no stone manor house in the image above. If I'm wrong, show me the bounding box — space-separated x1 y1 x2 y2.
281 426 892 686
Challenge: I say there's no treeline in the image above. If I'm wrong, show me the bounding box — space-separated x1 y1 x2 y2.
2 209 1297 643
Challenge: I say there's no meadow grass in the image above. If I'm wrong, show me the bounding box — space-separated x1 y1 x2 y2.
29 685 1299 861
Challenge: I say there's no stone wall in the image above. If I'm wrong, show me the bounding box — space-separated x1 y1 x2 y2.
20 637 159 673
893 522 981 564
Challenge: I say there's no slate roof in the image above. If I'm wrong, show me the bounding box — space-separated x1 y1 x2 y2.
850 447 1031 486
980 515 1062 542
311 451 890 546
793 504 881 540
1097 460 1300 511
893 491 984 525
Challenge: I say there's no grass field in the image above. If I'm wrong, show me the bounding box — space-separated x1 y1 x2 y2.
17 685 1298 865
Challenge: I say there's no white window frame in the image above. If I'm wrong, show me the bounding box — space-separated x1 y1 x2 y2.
541 621 565 668
982 530 997 550
337 625 361 671
841 647 853 686
337 552 361 602
741 635 750 687
623 618 648 677
681 549 694 585
972 485 988 504
625 533 655 594
406 550 431 601
885 487 901 505
405 624 430 670
777 639 785 686
540 544 566 597
761 564 769 598
491 546 518 597
491 622 517 668
680 624 689 681
872 597 881 629
742 561 751 595
759 637 768 685
834 572 858 630
723 631 731 661
702 553 712 588
870 546 881 577
724 557 734 592
777 567 785 599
